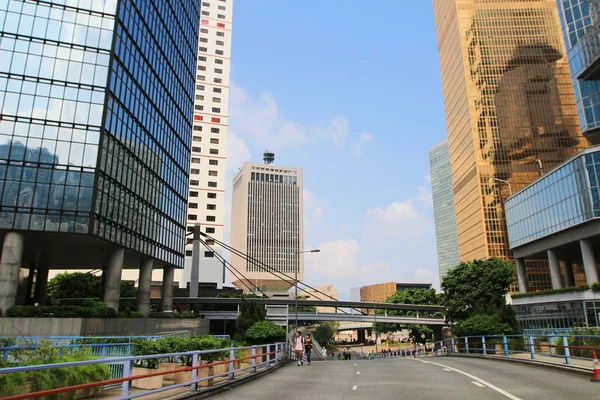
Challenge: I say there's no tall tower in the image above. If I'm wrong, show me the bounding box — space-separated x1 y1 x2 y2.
179 0 234 289
433 0 590 291
429 139 460 281
230 153 304 292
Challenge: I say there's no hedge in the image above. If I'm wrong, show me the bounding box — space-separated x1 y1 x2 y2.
511 285 590 299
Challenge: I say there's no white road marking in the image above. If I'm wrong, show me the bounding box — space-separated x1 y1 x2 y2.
414 360 523 400
472 381 486 388
356 371 360 375
352 385 358 390
354 364 357 367
443 368 451 371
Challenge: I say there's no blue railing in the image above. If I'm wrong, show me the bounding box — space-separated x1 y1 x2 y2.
0 342 290 400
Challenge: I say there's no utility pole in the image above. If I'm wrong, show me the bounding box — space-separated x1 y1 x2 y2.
190 223 200 298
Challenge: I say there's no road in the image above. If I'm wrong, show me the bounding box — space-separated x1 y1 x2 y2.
209 357 597 400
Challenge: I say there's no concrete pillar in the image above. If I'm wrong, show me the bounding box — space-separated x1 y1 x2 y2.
515 258 528 293
161 266 175 312
580 238 599 285
547 248 563 289
137 258 153 316
102 248 124 312
34 265 49 305
0 232 24 315
564 259 575 288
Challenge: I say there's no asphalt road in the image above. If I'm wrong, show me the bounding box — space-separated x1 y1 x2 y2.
209 357 597 400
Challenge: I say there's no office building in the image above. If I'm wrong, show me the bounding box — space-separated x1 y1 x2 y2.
429 139 460 281
179 0 233 290
360 282 433 304
505 146 600 329
556 0 600 144
433 0 590 291
0 0 200 314
230 152 303 292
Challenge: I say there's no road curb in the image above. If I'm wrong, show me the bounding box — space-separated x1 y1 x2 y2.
174 359 291 400
445 353 592 377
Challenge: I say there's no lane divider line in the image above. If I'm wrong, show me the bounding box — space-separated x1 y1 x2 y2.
472 381 486 388
352 385 358 391
443 368 451 371
414 360 523 400
356 371 360 375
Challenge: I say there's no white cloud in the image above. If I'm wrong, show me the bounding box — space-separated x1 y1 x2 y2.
424 174 431 183
349 132 374 156
303 189 324 238
318 116 349 146
226 133 251 173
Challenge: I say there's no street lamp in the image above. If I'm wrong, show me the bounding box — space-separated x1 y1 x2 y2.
294 249 320 333
493 178 512 197
534 159 544 176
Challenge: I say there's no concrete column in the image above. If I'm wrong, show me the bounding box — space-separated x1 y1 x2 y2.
102 248 124 312
0 232 24 315
580 238 599 285
564 259 575 288
137 258 153 316
161 266 175 312
547 249 563 289
515 258 528 293
34 265 49 305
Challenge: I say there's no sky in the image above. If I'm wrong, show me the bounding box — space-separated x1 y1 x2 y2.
223 1 448 298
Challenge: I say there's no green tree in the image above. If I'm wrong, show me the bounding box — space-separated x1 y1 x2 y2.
312 322 337 346
234 296 267 340
246 321 286 344
373 288 443 345
47 272 137 300
453 314 513 337
442 258 515 322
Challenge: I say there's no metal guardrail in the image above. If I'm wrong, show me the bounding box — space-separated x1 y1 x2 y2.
0 341 290 400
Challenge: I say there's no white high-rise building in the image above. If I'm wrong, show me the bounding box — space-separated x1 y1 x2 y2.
178 0 234 289
230 153 304 292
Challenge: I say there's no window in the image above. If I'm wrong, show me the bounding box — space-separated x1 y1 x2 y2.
198 56 207 62
187 226 194 233
215 59 223 64
190 191 199 197
198 65 206 71
211 127 220 133
211 117 221 123
217 23 225 28
206 216 216 222
213 97 221 103
217 31 225 37
200 37 208 43
215 50 224 56
194 105 203 111
192 147 201 153
197 75 205 81
206 227 216 234
192 157 201 164
199 47 207 52
192 136 202 142
206 239 215 245
191 168 200 174
193 125 202 131
194 115 203 121
218 14 225 19
209 171 218 176
214 78 222 83
204 251 214 258
196 95 204 101
200 28 209 34
187 238 193 245
208 182 217 187
197 85 205 90
188 214 198 220
190 180 199 186
210 149 219 155
208 192 217 198
207 204 216 210
213 88 222 93
201 19 209 24
210 138 219 144
209 160 218 166
186 250 193 256
212 107 220 113
218 5 226 10
202 2 210 6
189 202 198 208
215 68 223 74
202 11 209 16
216 41 224 46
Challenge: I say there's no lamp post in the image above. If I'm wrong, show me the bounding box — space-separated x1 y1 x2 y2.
534 159 544 176
493 178 512 197
294 249 320 333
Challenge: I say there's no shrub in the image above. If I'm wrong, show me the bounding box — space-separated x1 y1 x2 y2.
6 301 113 318
591 282 600 292
453 314 513 337
245 321 286 345
511 285 590 299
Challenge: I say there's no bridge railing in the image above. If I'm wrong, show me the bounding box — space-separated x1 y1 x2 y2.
0 341 290 399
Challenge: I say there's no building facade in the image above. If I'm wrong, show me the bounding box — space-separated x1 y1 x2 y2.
179 0 233 290
230 154 303 292
505 146 600 329
0 0 200 314
556 0 600 144
429 139 460 281
359 282 433 304
433 0 591 291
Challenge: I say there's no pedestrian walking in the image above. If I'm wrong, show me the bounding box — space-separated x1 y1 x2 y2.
305 334 313 365
322 347 327 360
294 331 305 366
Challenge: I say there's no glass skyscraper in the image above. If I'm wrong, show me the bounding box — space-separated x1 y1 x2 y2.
556 0 600 144
433 0 591 291
0 0 199 312
429 139 460 281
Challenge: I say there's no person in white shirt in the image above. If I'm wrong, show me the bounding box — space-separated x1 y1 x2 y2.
294 330 305 366
322 347 327 360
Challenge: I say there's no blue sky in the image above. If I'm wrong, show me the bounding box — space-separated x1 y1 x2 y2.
224 1 448 298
